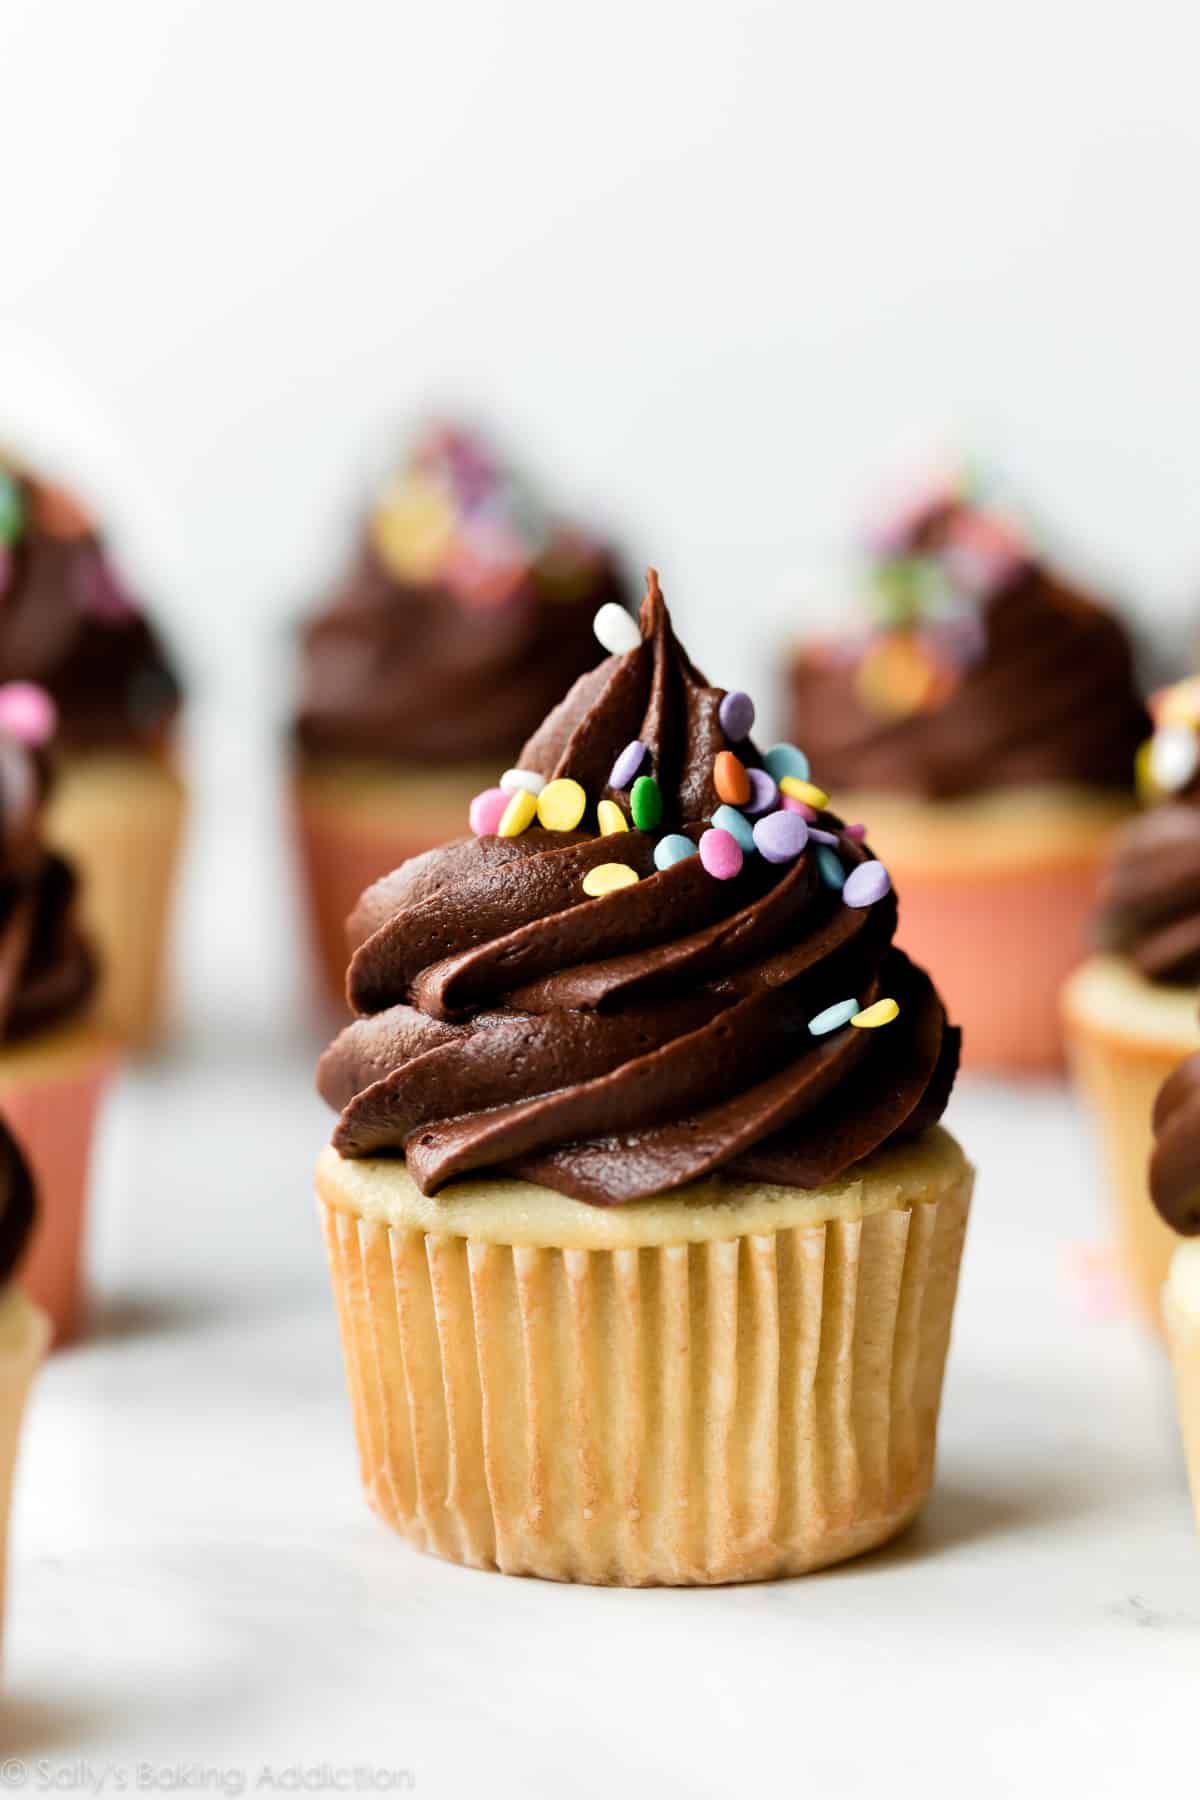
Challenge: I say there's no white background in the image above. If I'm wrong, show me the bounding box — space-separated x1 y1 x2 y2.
1 2 1200 1790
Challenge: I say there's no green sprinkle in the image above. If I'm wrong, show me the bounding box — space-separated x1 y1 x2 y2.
0 474 25 547
630 774 663 832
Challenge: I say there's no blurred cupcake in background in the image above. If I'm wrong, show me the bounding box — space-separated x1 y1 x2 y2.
1151 1029 1200 1521
0 1123 48 1644
1063 677 1200 1328
788 462 1149 1072
292 422 630 1010
0 682 118 1342
0 453 186 1047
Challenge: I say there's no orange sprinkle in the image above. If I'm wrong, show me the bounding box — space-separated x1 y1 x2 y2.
713 750 751 806
30 481 93 540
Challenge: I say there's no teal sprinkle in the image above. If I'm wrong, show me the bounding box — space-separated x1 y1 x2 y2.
816 846 845 890
710 803 755 853
0 474 24 547
630 775 662 832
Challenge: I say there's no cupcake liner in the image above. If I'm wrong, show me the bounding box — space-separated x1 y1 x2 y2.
47 751 187 1048
318 1149 972 1586
0 1289 49 1648
1164 1245 1200 1530
0 1033 118 1345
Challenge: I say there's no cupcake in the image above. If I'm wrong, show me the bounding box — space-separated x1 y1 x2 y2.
1152 1042 1200 1524
0 684 118 1342
1063 676 1200 1329
788 465 1149 1072
0 453 185 1046
315 569 970 1586
0 1124 49 1646
292 423 630 1009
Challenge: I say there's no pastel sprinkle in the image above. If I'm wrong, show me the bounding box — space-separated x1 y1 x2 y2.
498 787 538 837
816 846 845 890
500 767 545 796
808 827 839 847
537 777 587 832
609 740 647 788
593 602 641 656
0 475 24 545
469 786 509 837
0 682 57 748
763 743 811 784
597 799 629 835
844 823 868 841
699 827 743 880
843 859 891 907
808 998 860 1036
779 776 829 809
718 690 755 740
743 767 779 817
781 795 817 820
583 861 639 898
1150 726 1199 795
713 750 751 805
654 833 698 870
851 998 899 1029
711 803 756 853
630 775 663 831
753 810 809 864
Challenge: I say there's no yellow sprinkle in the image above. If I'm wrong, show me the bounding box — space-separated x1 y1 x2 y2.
779 776 829 808
1153 676 1200 728
582 862 639 898
537 777 587 832
498 787 538 837
597 799 628 835
1135 737 1157 803
851 998 899 1029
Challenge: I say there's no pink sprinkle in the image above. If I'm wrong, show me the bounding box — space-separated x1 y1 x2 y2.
699 826 743 881
844 822 868 841
469 786 509 836
0 682 57 747
781 796 817 820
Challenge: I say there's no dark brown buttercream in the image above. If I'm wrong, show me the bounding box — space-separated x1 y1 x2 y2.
0 1124 34 1288
1151 1027 1200 1234
0 731 95 1040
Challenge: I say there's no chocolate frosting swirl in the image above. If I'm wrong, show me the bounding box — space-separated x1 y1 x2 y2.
0 461 182 753
319 574 960 1205
295 426 629 764
0 731 95 1040
788 483 1148 801
1093 802 1200 984
1151 1032 1200 1234
0 1124 34 1289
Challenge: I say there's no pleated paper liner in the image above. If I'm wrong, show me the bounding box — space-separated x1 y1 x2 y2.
1063 955 1200 1333
48 748 187 1048
318 1130 973 1586
0 1288 49 1651
0 1021 119 1345
1165 1244 1200 1531
292 755 498 1011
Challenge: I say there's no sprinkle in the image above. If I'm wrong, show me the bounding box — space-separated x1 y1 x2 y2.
583 862 639 898
537 777 587 831
597 799 629 835
32 480 93 540
742 767 779 817
808 998 859 1036
855 634 942 718
593 602 641 656
808 827 839 847
0 474 24 545
844 823 868 841
0 682 57 748
763 743 811 783
630 775 663 831
609 740 647 788
781 795 817 820
498 787 538 837
851 998 899 1029
816 847 845 890
718 690 755 740
843 859 891 907
779 776 829 808
713 750 751 805
1149 726 1199 795
699 827 743 880
499 767 545 796
469 786 509 836
654 833 698 870
711 803 756 853
753 810 809 864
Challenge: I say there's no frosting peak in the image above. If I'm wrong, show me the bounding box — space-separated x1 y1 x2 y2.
320 573 960 1206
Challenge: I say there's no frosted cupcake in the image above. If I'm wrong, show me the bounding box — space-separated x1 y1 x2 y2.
0 454 185 1046
788 466 1148 1071
0 1123 49 1647
1064 677 1200 1328
292 424 629 1009
316 569 970 1586
0 684 118 1342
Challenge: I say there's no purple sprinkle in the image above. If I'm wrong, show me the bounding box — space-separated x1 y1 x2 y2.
699 826 743 881
807 827 839 847
752 810 809 865
843 859 891 908
609 740 647 789
742 766 779 817
469 786 509 837
844 823 868 841
718 689 755 740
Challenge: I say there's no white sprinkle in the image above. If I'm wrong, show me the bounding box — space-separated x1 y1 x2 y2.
1150 726 1199 795
499 768 546 796
593 603 642 657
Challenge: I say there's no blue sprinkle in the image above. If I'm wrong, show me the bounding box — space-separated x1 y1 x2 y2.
710 803 756 853
763 743 811 784
654 833 699 870
816 846 845 890
808 997 860 1036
